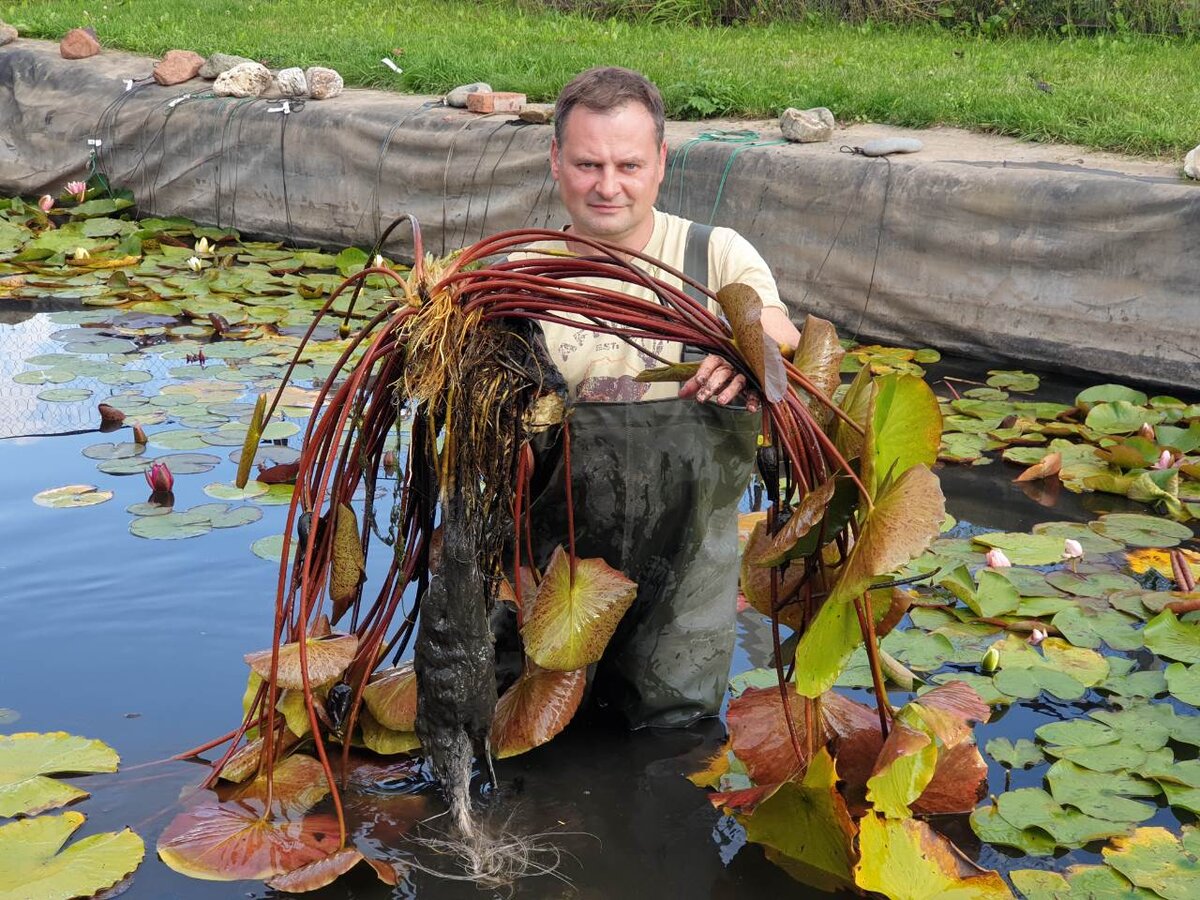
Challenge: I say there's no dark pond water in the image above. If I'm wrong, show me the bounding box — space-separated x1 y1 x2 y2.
0 304 1193 898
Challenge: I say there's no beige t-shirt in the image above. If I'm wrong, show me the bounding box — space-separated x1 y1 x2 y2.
519 209 787 402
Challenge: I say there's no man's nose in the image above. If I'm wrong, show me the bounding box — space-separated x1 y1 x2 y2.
594 166 619 199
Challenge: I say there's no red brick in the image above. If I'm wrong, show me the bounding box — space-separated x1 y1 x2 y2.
466 91 526 114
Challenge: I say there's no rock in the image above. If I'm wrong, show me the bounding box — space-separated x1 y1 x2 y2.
153 49 205 86
1186 145 1199 180
272 67 307 98
213 61 272 98
199 52 253 80
305 66 343 100
518 103 554 125
60 27 100 60
0 21 18 47
779 106 835 144
858 137 924 157
445 82 491 108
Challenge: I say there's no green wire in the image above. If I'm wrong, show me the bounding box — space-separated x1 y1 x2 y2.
665 129 785 225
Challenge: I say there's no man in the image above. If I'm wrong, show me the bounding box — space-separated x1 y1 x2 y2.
523 67 799 728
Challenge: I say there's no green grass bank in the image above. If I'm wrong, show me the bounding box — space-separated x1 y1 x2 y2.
7 0 1200 156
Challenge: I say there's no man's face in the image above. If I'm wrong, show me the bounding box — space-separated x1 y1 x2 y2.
550 101 667 250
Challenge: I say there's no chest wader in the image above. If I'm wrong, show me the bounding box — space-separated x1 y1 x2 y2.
529 223 759 728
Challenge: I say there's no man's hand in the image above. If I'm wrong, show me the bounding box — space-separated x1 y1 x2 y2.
679 354 760 412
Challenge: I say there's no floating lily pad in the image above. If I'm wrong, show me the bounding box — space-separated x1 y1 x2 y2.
129 511 213 540
204 481 269 501
1144 611 1200 664
251 534 295 563
1089 513 1193 548
0 812 144 900
36 388 93 403
251 483 296 506
1103 826 1200 900
155 452 223 475
1010 865 1158 899
0 732 119 817
148 428 210 450
13 368 75 385
1166 663 1200 706
125 501 173 517
1031 521 1125 555
994 788 1134 848
971 532 1069 565
1076 384 1149 411
1052 605 1143 651
1046 759 1159 822
33 485 113 509
969 803 1057 856
985 737 1044 769
96 456 152 476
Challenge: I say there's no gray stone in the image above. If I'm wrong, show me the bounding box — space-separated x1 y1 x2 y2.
1186 145 1199 180
153 49 205 86
859 137 924 157
273 67 307 98
779 106 835 144
213 61 272 98
304 66 343 101
0 22 17 47
518 103 554 125
60 27 100 60
445 82 491 108
199 52 253 80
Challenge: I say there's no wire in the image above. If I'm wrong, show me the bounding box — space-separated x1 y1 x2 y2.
664 129 785 224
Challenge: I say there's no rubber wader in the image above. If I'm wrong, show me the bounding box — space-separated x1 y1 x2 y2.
528 222 760 728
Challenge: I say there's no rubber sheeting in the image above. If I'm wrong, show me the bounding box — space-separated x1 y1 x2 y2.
528 400 759 728
2 39 1198 388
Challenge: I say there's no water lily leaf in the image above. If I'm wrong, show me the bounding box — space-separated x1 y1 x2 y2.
794 465 944 698
968 569 1021 618
362 664 417 733
833 365 871 459
738 749 857 893
36 387 93 403
156 452 222 475
234 753 330 815
863 374 942 499
252 483 296 506
157 796 341 881
985 737 1044 769
70 197 134 218
940 431 989 463
1045 569 1141 598
1086 402 1163 435
149 427 209 450
0 732 119 817
0 812 144 900
252 534 295 563
129 511 213 540
33 484 113 509
1052 605 1143 651
1166 662 1200 706
880 629 956 671
358 708 420 756
1031 520 1125 554
13 368 75 386
1046 759 1159 822
96 456 152 476
334 246 369 276
81 441 144 461
490 664 586 759
1103 826 1200 900
746 477 838 568
714 282 787 403
1098 666 1167 699
1144 610 1200 663
969 804 1057 856
725 685 821 785
522 547 637 671
853 814 1012 898
204 481 268 500
865 722 938 818
791 314 844 426
970 532 1069 565
244 634 359 690
1076 384 1149 411
1015 451 1062 482
1089 513 1193 548
329 503 365 624
994 788 1133 848
266 847 365 892
1010 865 1157 899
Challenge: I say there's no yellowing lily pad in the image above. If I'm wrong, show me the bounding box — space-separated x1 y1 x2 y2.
490 664 586 759
32 485 113 509
0 811 144 900
0 731 119 817
1010 865 1157 899
1103 826 1200 900
244 634 358 690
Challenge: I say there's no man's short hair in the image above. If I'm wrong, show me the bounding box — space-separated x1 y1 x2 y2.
554 67 665 147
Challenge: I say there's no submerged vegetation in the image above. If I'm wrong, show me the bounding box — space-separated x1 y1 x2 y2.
1 182 1199 899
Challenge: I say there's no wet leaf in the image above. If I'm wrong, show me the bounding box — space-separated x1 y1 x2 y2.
1166 662 1200 705
738 749 857 893
522 547 637 671
204 481 268 500
995 788 1133 848
1089 513 1193 548
252 534 295 563
987 370 1039 392
1076 384 1148 411
1086 401 1163 435
853 814 1012 899
970 532 1069 566
1052 605 1143 651
362 664 417 732
0 811 144 900
746 477 837 569
266 848 366 892
490 664 585 759
1015 451 1062 482
863 374 942 499
32 484 113 509
1103 826 1200 900
157 796 341 881
129 510 213 540
970 803 1058 856
986 737 1044 769
714 282 787 403
244 634 359 690
1144 610 1200 664
725 685 818 785
0 732 119 817
865 722 937 818
1046 759 1158 822
1045 569 1140 598
357 708 420 756
791 315 844 426
329 503 365 624
1010 865 1157 899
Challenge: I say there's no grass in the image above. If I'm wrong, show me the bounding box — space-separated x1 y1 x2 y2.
7 0 1199 157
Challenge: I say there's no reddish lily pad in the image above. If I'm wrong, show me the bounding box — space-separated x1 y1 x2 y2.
490 664 586 758
244 634 359 690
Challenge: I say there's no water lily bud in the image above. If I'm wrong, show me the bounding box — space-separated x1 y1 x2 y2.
144 460 174 493
1139 422 1156 440
1028 628 1047 647
195 236 210 254
981 645 1000 674
186 255 203 273
382 450 398 474
132 424 147 445
1062 539 1084 560
72 247 90 261
985 548 1012 568
38 195 54 213
372 254 385 269
66 180 87 202
1152 449 1173 470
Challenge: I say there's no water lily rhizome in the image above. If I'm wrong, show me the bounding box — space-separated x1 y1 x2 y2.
160 215 952 891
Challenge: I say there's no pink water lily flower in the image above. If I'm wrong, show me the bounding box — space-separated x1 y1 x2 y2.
1139 422 1156 441
1029 628 1047 646
1062 539 1084 560
1151 449 1175 470
145 460 174 493
38 195 54 213
985 548 1012 568
66 180 87 202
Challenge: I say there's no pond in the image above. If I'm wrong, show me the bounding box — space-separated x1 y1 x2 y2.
1 224 1198 898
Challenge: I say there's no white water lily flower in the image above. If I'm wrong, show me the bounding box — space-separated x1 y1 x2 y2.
38 195 54 213
72 247 90 261
372 254 385 269
186 256 203 273
1028 628 1047 646
1062 539 1084 560
985 548 1012 568
194 237 210 254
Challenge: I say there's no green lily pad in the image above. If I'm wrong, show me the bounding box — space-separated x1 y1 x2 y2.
0 812 144 900
969 804 1057 857
967 569 1021 618
13 369 75 386
1086 402 1164 436
992 636 1108 701
251 534 295 563
1089 513 1193 548
971 532 1070 565
1031 521 1125 555
1010 865 1158 900
995 788 1133 848
148 428 210 450
1103 826 1200 900
1052 605 1143 651
0 732 119 817
1045 759 1159 822
129 511 214 541
1098 667 1167 700
96 456 152 476
251 483 296 506
985 737 1044 769
125 501 173 517
987 370 1040 392
879 630 956 671
33 485 113 509
189 503 263 529
1145 611 1200 664
204 481 269 501
36 388 93 403
1045 569 1141 598
1076 384 1149 410
81 442 145 461
1166 663 1200 706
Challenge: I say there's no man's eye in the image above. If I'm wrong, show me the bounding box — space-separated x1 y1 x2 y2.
622 163 640 172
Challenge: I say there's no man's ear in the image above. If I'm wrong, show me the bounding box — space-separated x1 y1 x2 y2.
550 137 561 181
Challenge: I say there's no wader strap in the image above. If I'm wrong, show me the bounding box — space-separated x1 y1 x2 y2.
682 221 714 363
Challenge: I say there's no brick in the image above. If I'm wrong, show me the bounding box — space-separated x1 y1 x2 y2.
466 91 526 114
